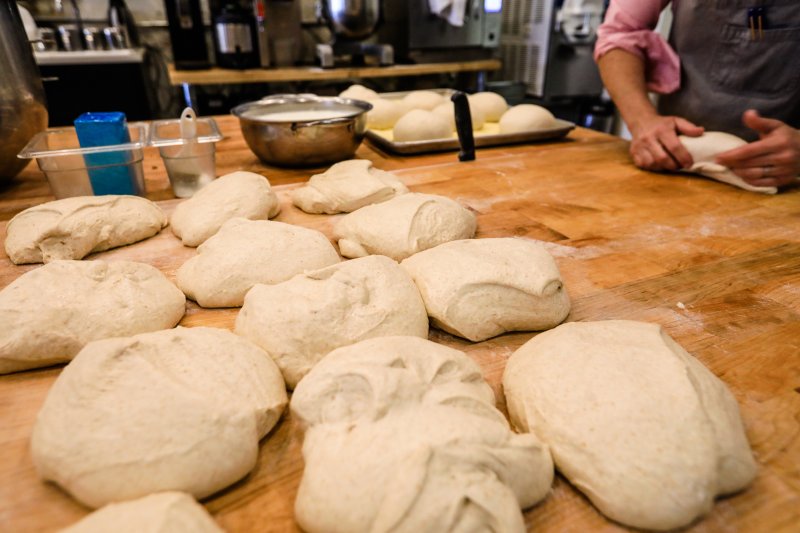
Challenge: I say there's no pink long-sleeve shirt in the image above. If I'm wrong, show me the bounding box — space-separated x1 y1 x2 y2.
594 0 681 94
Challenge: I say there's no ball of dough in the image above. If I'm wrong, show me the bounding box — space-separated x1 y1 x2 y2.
170 170 281 247
0 260 185 374
393 109 452 142
60 492 222 533
339 84 379 101
402 90 445 110
291 336 554 533
366 98 410 129
235 255 429 388
400 238 570 341
468 92 508 122
333 192 477 261
503 320 757 530
31 327 288 508
291 159 409 215
499 104 557 133
432 101 486 130
4 195 166 265
176 218 340 308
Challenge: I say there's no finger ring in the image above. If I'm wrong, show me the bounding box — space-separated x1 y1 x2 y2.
763 165 774 178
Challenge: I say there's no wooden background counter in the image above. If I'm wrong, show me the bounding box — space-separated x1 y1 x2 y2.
0 116 798 532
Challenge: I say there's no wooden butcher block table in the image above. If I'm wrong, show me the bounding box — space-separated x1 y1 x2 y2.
1 116 798 532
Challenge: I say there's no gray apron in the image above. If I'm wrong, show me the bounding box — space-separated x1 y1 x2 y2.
658 0 800 141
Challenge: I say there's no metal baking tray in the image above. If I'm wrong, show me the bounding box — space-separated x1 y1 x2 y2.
365 119 575 155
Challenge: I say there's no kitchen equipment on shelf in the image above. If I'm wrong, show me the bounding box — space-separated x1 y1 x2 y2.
316 0 394 68
0 1 48 182
164 0 211 70
231 94 372 167
212 0 260 69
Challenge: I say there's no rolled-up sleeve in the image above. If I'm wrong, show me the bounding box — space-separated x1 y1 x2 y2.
594 0 681 94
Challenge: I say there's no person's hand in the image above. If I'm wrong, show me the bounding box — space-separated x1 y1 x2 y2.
715 110 800 188
629 114 704 171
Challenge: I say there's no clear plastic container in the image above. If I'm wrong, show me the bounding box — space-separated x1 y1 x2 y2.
150 116 223 198
17 123 148 199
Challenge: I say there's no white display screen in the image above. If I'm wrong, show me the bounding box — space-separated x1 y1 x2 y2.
485 0 502 13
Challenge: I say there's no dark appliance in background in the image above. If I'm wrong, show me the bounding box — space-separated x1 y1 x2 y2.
379 0 502 63
212 0 260 69
164 0 211 70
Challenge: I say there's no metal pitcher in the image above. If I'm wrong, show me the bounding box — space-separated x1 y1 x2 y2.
0 1 49 182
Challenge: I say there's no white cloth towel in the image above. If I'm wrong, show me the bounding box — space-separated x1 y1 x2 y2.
428 0 468 27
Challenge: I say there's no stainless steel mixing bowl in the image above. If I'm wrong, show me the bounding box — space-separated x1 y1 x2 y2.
231 95 372 168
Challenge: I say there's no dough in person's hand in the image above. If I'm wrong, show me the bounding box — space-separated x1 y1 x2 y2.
432 101 485 130
402 90 444 110
177 218 340 308
339 84 379 101
468 92 508 122
291 159 408 214
291 336 554 533
333 192 477 261
0 260 185 374
60 492 223 533
679 132 777 194
503 320 757 531
401 238 570 341
236 255 429 388
366 98 410 129
393 109 452 142
4 196 166 264
31 327 287 509
499 104 557 133
170 171 281 247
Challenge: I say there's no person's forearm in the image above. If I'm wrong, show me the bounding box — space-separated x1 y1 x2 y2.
597 49 659 134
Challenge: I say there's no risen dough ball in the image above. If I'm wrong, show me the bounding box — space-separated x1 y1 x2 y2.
235 255 429 388
432 101 485 130
400 238 570 341
31 327 288 508
393 109 452 142
339 84 379 101
468 92 508 122
176 218 340 308
499 104 557 133
366 98 410 129
4 195 166 264
291 336 554 533
0 260 185 374
170 170 281 247
503 320 757 531
402 90 445 110
60 492 223 533
333 192 477 261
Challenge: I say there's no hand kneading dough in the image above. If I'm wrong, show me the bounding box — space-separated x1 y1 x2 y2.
400 238 570 341
177 218 340 307
333 192 477 261
503 320 757 531
235 255 428 388
291 336 553 533
679 132 778 194
393 109 452 142
61 492 223 533
291 159 409 215
432 101 485 130
402 90 445 111
366 98 410 129
499 104 557 133
4 195 166 264
31 327 287 508
0 260 185 374
468 92 509 122
170 171 281 247
339 84 379 101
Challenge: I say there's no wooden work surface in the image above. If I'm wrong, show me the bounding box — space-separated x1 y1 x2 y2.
1 115 799 532
167 59 501 86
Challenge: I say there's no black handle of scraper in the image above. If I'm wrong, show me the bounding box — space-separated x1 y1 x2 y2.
451 91 476 162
